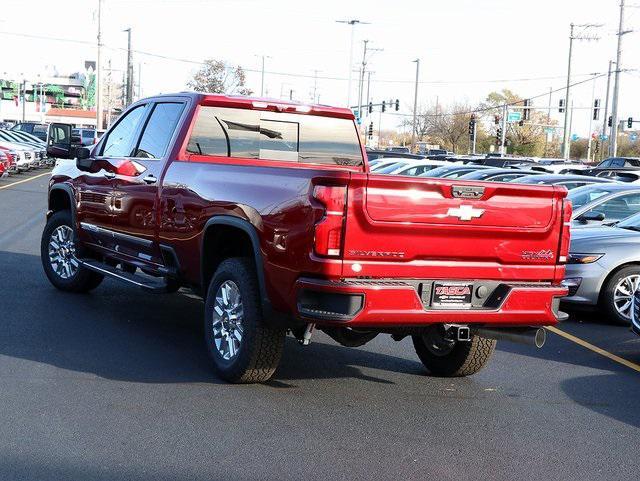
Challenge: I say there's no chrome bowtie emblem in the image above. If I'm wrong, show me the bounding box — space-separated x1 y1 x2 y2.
447 204 485 221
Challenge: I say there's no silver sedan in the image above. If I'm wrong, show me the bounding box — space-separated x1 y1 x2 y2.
563 212 640 325
568 183 640 228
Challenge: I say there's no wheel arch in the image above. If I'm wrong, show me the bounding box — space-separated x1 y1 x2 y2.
48 184 76 225
201 215 271 314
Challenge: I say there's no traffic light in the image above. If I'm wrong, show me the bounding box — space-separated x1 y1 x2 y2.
518 120 524 127
367 122 373 139
523 99 531 121
468 117 476 137
381 100 386 112
608 116 613 127
494 115 500 125
368 102 373 114
628 117 634 129
495 127 503 145
593 99 600 121
559 99 565 113
395 99 399 111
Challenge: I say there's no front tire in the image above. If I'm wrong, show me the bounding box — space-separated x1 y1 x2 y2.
204 258 285 383
600 266 640 325
412 326 496 377
41 210 103 292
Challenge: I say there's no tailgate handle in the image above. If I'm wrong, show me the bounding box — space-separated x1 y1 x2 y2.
452 185 485 199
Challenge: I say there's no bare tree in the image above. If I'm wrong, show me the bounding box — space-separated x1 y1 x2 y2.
188 59 252 95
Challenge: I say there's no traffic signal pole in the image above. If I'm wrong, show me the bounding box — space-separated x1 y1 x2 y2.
602 60 614 160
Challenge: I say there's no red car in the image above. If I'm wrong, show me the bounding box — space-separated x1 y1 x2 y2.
42 93 569 383
0 146 17 175
0 150 7 178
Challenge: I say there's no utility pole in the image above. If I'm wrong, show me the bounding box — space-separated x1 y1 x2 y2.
410 59 420 153
602 60 614 159
96 0 102 129
568 100 575 159
356 40 382 120
610 0 628 157
561 22 601 159
336 19 368 108
124 28 133 106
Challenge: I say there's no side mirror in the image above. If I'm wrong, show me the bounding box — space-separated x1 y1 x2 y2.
46 123 74 159
578 211 606 222
75 148 94 171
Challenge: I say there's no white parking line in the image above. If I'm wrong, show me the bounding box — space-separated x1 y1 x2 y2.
548 325 640 374
0 172 50 191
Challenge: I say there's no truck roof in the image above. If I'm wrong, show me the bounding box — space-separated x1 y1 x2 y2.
148 92 355 120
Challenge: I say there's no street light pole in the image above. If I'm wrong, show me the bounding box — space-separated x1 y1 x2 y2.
336 19 368 108
561 23 575 160
610 0 627 157
410 59 420 153
255 55 271 97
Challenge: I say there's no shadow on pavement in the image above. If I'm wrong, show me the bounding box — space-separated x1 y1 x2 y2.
0 250 423 387
561 373 640 429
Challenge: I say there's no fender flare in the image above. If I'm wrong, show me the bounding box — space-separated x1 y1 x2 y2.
201 215 272 314
48 183 77 225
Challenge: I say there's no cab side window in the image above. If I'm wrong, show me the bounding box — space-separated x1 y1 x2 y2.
101 105 146 157
134 103 185 159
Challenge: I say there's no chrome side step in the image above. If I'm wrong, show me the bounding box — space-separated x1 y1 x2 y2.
79 259 168 292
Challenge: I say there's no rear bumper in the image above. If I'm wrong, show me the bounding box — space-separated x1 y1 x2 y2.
295 278 567 328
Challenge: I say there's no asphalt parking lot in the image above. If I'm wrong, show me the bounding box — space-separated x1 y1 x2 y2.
1 170 639 481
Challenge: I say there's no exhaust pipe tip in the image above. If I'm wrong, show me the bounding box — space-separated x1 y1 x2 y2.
534 328 546 348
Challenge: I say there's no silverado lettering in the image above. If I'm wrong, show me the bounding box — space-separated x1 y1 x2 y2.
41 92 570 384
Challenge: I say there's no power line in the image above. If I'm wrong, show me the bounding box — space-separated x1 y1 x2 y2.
0 29 619 86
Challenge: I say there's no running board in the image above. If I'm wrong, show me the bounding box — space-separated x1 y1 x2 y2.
79 259 169 292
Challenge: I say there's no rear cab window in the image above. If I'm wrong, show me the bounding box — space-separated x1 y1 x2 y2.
186 105 363 167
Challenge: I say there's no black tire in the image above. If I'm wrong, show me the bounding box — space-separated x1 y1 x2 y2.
600 266 640 326
41 210 104 293
204 258 285 383
412 327 496 377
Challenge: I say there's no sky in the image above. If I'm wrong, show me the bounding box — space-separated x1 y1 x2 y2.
1 0 638 137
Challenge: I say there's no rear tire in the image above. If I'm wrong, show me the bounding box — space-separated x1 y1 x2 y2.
600 266 640 326
41 210 103 293
412 326 496 377
204 258 285 383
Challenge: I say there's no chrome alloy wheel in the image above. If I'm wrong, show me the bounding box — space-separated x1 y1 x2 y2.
212 280 245 360
613 274 640 320
48 225 79 279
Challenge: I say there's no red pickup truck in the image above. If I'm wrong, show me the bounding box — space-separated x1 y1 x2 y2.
43 93 569 383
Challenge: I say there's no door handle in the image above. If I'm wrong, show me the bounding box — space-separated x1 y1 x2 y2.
103 171 116 179
142 174 158 184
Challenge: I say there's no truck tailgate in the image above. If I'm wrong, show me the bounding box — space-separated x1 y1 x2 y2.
341 173 566 281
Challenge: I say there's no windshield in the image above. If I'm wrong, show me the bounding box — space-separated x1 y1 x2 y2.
568 185 616 210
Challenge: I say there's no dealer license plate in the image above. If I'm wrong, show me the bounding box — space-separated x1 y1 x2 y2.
431 282 473 309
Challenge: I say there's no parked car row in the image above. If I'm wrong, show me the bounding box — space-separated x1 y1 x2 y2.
366 150 640 327
0 127 53 174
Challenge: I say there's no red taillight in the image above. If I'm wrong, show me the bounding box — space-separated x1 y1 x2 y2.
313 185 347 257
558 200 572 264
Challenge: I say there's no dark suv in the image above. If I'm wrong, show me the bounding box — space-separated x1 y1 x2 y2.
12 122 49 142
